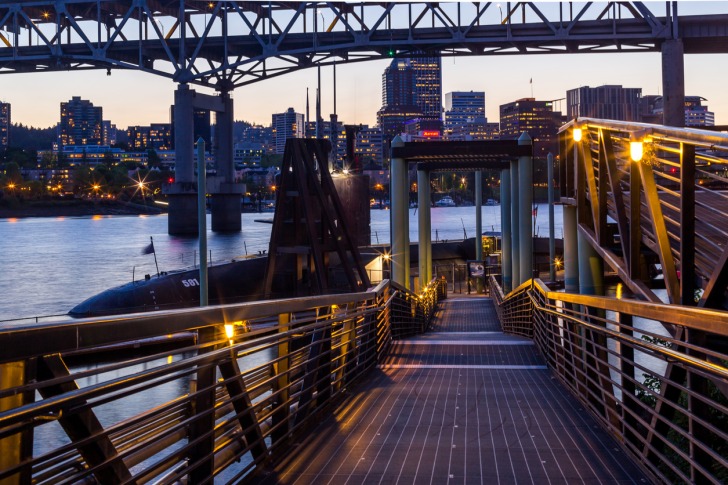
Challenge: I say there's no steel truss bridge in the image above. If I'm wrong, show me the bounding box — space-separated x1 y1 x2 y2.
0 1 727 89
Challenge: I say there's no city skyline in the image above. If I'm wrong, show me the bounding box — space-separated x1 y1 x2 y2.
2 48 725 131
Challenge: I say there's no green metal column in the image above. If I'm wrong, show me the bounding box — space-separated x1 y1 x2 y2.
510 159 520 287
501 169 512 292
403 153 411 290
548 153 556 282
518 132 533 283
390 136 408 288
417 168 431 288
197 138 208 307
563 205 579 293
578 228 604 296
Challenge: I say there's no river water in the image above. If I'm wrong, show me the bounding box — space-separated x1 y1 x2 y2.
0 204 562 323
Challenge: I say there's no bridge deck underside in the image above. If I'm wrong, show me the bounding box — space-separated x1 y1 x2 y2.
257 298 647 484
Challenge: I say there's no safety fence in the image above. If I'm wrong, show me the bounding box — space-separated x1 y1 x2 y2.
0 278 444 484
492 276 728 484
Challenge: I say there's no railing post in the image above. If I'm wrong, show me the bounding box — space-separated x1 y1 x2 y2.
190 327 217 484
272 313 291 446
0 361 33 485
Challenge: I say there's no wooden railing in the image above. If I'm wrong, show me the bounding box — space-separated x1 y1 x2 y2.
0 278 444 484
492 276 728 484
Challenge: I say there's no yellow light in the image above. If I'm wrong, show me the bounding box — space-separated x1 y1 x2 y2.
382 253 391 261
573 128 582 142
630 141 644 162
616 283 623 300
224 324 235 339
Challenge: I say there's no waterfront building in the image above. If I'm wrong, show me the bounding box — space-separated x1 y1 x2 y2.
500 98 563 158
272 108 304 154
127 123 173 151
234 141 265 165
59 97 103 147
566 85 642 122
236 123 275 155
102 120 117 146
0 101 10 150
355 126 384 168
60 145 123 165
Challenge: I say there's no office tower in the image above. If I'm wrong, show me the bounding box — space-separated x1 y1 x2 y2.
641 95 715 127
566 85 642 122
59 96 103 147
272 108 304 154
499 98 563 158
0 102 9 150
444 91 491 140
378 54 442 145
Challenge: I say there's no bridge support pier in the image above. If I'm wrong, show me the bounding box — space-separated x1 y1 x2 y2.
211 91 243 232
501 169 512 292
390 136 409 289
518 133 533 283
417 168 432 286
168 84 198 235
510 159 520 287
661 39 685 128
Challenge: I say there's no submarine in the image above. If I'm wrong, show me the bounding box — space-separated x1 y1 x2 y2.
69 256 269 317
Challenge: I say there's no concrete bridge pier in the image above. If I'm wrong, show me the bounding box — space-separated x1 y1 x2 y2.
662 39 685 128
168 84 198 235
211 90 243 233
501 168 512 292
578 229 604 297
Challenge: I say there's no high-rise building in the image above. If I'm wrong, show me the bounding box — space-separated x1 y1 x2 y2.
566 85 642 122
500 98 563 158
377 54 442 150
272 108 304 154
409 56 442 119
444 91 493 140
127 123 172 151
0 102 10 150
305 120 346 164
59 96 103 147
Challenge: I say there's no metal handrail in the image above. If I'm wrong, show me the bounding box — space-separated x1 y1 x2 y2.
492 275 728 484
0 278 445 484
559 117 728 150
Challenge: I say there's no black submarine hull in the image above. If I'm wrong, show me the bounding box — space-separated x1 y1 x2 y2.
69 257 269 317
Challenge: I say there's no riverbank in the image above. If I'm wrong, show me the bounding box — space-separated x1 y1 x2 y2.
0 199 165 218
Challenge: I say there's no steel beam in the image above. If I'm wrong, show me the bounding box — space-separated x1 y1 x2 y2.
679 143 696 306
518 133 533 283
417 169 431 289
510 159 520 287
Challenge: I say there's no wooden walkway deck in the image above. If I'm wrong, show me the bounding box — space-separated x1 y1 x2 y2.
257 297 648 484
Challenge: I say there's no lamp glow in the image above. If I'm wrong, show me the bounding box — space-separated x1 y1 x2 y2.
224 324 235 340
573 128 582 142
630 141 644 162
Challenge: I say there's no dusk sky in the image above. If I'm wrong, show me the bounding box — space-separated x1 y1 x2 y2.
2 2 726 130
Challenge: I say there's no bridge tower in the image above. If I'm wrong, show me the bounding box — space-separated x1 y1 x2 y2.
168 84 243 235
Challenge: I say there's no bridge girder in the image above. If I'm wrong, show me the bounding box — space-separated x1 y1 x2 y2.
0 1 726 89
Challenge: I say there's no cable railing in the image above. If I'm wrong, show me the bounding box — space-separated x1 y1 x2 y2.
0 278 445 484
491 275 728 484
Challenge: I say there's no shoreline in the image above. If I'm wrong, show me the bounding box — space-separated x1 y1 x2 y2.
0 199 166 219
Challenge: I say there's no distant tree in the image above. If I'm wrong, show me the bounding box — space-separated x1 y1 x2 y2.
8 123 56 150
4 162 22 183
147 149 161 168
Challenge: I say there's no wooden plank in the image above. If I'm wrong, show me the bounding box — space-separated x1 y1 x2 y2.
637 161 680 303
36 354 132 485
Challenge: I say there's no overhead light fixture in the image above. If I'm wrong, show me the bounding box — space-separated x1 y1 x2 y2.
572 127 582 142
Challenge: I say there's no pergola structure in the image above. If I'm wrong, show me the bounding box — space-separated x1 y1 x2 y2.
389 136 533 292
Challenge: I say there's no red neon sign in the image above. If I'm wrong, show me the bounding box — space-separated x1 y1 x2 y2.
422 131 439 137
